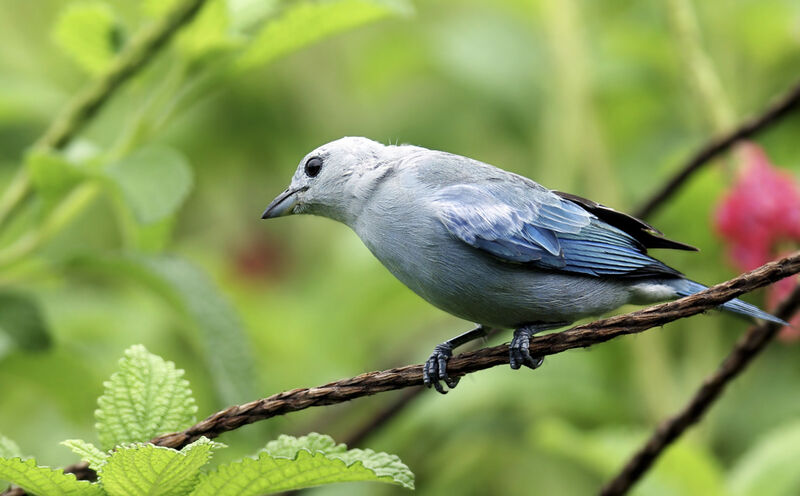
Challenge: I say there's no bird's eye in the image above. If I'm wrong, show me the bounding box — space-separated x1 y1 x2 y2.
304 157 323 177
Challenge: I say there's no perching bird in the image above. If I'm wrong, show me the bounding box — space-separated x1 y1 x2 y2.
262 137 783 393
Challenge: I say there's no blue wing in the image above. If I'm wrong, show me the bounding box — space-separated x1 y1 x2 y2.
433 183 681 278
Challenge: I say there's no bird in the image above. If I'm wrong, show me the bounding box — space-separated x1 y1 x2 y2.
262 136 784 393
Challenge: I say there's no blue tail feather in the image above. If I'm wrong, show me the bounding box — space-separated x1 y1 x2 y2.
672 279 788 325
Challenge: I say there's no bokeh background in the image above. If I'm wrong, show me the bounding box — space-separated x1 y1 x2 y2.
1 0 800 494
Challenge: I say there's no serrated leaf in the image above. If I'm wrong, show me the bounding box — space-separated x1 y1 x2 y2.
0 457 103 496
190 434 414 495
334 448 415 489
73 254 256 405
61 440 108 472
96 344 197 450
263 433 346 458
728 420 800 496
99 437 222 496
0 436 21 491
0 291 51 352
236 0 411 70
53 2 120 74
104 146 193 225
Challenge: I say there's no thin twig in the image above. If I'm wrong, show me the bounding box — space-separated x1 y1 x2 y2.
601 286 800 495
634 79 800 219
3 253 795 495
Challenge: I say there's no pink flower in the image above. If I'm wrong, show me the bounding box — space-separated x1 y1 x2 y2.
714 143 800 340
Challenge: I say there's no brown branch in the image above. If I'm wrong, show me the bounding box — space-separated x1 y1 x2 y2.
153 253 800 447
634 79 800 219
3 253 796 496
600 285 800 495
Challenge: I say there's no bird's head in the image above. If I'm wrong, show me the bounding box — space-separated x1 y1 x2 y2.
261 136 392 225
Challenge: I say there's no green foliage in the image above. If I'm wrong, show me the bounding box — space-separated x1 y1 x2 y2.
191 433 414 495
0 291 50 352
263 432 347 457
261 432 414 488
61 439 109 472
53 2 120 75
0 457 104 496
727 420 800 496
95 345 197 450
104 146 193 225
27 150 89 210
98 438 223 496
0 435 21 491
237 0 412 69
0 347 412 495
532 417 725 496
178 0 240 59
3 0 800 495
76 255 257 405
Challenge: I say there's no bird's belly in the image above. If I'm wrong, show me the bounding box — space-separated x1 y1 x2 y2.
362 230 634 328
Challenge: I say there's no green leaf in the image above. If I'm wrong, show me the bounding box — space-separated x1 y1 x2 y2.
0 457 103 496
0 291 51 352
334 448 415 489
728 420 800 496
0 436 21 491
228 0 280 33
178 0 240 59
263 433 346 458
104 146 193 225
26 150 88 208
95 344 197 450
73 254 256 405
61 440 109 472
99 437 222 496
236 0 412 70
53 2 120 75
190 433 414 495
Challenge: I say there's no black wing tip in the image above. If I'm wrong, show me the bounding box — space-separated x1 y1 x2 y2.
643 235 700 252
553 190 700 252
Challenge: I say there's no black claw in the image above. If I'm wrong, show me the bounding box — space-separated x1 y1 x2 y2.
510 327 544 371
423 342 456 394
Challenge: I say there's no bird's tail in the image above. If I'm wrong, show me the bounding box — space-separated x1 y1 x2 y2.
670 279 788 325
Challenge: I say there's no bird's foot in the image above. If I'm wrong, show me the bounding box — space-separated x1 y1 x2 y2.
423 342 460 394
509 326 544 370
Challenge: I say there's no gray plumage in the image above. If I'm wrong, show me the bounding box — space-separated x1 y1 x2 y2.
263 137 783 392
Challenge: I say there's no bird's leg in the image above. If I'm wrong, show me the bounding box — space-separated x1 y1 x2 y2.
424 325 488 394
509 322 568 370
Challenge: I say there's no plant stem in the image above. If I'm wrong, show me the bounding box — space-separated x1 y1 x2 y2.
0 0 209 231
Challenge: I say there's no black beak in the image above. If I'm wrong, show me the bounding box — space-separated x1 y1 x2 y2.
261 187 304 219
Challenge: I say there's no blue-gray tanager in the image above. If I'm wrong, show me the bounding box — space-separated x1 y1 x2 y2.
262 137 783 393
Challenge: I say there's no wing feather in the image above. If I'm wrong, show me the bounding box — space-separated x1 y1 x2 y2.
433 183 682 279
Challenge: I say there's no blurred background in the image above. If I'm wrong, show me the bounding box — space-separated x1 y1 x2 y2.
1 0 800 494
